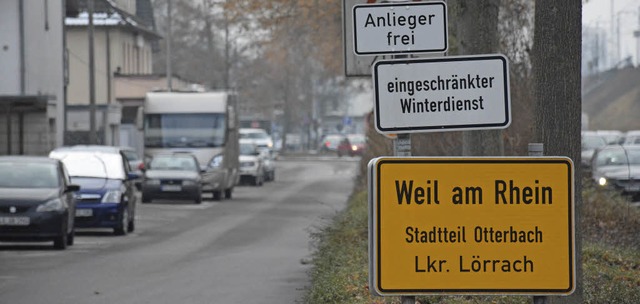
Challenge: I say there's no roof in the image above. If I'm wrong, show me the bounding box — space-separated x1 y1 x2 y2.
65 0 160 39
0 156 59 164
50 145 127 154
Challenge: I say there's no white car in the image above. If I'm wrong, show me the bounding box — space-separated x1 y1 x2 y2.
239 140 264 186
239 128 273 151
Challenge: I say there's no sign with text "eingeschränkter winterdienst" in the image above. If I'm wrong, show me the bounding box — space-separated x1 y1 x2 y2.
368 157 575 295
352 1 447 55
372 54 511 134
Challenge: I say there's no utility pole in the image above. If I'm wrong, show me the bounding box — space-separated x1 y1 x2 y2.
88 0 97 144
166 0 173 91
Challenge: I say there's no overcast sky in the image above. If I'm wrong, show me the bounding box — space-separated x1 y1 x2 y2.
583 0 640 66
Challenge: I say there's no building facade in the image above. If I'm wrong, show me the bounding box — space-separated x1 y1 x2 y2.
65 0 159 146
0 0 66 155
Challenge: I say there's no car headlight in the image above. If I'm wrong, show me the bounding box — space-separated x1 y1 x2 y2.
36 198 65 212
598 177 607 186
101 190 123 204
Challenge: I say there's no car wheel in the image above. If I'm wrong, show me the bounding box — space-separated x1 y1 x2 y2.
194 193 202 204
212 190 222 201
114 208 128 236
53 220 68 250
141 195 151 204
224 187 233 199
251 176 259 186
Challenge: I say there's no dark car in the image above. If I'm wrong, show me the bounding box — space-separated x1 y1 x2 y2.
591 144 640 201
49 146 138 236
0 156 79 249
141 153 203 204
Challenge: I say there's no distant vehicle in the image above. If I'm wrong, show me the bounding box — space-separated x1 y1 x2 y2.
581 131 607 168
239 140 265 186
591 145 640 201
346 133 367 156
141 153 203 204
49 146 138 236
319 134 347 154
142 91 240 200
239 128 274 151
622 130 640 146
594 130 624 145
0 156 79 249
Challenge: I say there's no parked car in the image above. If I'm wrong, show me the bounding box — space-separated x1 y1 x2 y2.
239 140 265 186
239 128 274 151
581 131 607 168
49 146 138 236
141 153 203 204
0 156 79 249
622 130 640 146
591 144 640 201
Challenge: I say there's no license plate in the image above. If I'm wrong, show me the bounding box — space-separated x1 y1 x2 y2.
0 216 30 226
161 185 182 192
75 209 93 217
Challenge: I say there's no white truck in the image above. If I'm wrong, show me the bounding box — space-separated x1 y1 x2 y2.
140 91 240 200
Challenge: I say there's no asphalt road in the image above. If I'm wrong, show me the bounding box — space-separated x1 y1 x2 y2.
0 157 359 304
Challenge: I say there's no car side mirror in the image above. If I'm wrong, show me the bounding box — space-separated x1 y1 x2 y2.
66 184 80 193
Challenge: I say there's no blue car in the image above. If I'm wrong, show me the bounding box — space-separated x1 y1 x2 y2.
49 146 138 236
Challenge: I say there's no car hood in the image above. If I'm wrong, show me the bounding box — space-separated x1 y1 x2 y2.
70 177 121 191
599 165 640 179
0 188 59 205
145 170 200 180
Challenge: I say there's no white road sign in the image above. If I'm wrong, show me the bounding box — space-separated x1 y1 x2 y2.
353 1 447 55
373 54 511 134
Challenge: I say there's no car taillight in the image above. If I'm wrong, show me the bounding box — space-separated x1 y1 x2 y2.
138 163 145 170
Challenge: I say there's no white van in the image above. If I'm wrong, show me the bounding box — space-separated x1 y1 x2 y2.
141 91 240 200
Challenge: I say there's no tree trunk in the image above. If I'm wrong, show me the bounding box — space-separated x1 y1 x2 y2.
533 1 583 303
456 0 504 156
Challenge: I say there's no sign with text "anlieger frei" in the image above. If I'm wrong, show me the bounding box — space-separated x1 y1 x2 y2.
373 54 511 134
368 157 575 295
353 1 447 55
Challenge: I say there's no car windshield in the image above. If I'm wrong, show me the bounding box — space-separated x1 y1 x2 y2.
347 134 365 144
594 148 629 166
145 113 226 148
149 155 198 171
240 143 257 155
240 131 269 140
52 152 126 179
0 162 59 188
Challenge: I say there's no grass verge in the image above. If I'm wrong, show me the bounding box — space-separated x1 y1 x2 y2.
304 182 640 304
